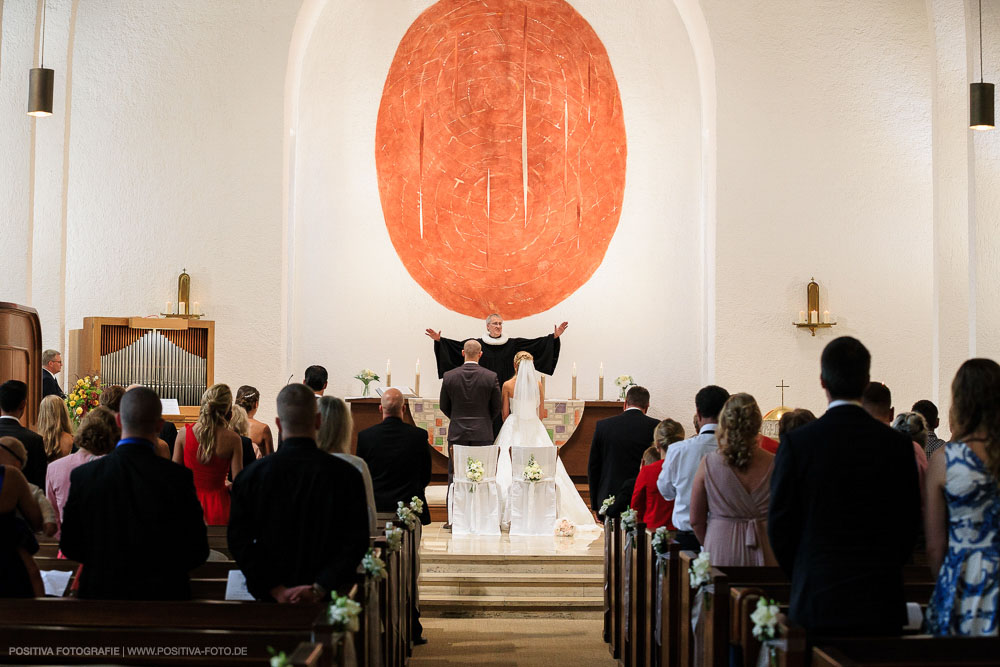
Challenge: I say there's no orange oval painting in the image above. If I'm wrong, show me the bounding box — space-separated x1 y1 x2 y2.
375 0 626 319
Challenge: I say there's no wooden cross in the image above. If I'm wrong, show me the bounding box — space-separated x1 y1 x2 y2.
776 379 790 406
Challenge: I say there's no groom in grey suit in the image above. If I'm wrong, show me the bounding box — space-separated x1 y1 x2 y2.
440 339 502 528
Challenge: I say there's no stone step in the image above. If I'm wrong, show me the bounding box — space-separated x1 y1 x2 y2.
419 593 604 619
420 553 603 575
420 572 603 597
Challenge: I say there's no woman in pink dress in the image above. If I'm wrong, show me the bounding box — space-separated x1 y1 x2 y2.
173 384 242 525
690 393 776 566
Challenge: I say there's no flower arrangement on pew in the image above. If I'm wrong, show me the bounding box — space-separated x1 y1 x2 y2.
651 526 676 556
689 550 712 589
466 457 484 492
268 648 291 667
408 496 423 516
619 507 638 536
751 597 781 667
385 522 403 553
362 548 387 581
396 501 417 530
66 375 101 427
523 454 543 482
598 495 615 517
328 593 362 632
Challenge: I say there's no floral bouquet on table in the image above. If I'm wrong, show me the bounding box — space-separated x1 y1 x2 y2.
362 548 387 581
466 457 484 492
614 375 634 401
396 501 417 530
66 375 101 427
598 495 615 517
651 526 676 556
327 593 362 632
689 549 711 589
354 369 379 398
523 454 543 482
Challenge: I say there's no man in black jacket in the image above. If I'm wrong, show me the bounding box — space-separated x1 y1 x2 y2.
41 350 66 399
60 387 208 599
768 336 920 636
0 380 47 489
588 385 659 513
229 383 368 603
357 388 432 524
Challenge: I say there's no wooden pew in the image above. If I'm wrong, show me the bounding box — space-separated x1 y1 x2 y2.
604 517 622 659
809 637 1000 666
639 531 681 667
624 522 649 667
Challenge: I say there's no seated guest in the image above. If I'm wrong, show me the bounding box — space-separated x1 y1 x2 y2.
228 384 368 603
318 396 376 537
0 437 57 537
769 337 919 636
630 419 684 530
45 407 118 538
41 349 65 399
0 442 43 598
235 385 274 456
926 358 1000 636
690 394 775 566
865 382 929 490
228 405 258 472
36 395 75 462
0 381 47 489
173 384 242 525
778 408 817 436
60 387 208 599
912 399 948 459
99 385 126 411
657 385 729 552
304 365 328 398
356 388 431 524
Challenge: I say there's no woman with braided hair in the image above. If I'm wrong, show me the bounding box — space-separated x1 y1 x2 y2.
689 393 776 566
173 384 243 524
235 385 273 457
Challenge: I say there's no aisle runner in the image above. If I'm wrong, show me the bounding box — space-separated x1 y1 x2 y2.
408 399 585 453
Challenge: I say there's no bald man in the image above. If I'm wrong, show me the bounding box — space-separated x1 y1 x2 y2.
439 340 501 527
356 389 432 524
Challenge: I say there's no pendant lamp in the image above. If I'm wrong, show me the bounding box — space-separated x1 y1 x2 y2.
972 0 995 130
27 0 53 117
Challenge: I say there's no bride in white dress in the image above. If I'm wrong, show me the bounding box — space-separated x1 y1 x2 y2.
495 353 600 532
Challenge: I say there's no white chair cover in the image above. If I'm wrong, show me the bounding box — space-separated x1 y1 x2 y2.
508 445 558 536
449 445 501 536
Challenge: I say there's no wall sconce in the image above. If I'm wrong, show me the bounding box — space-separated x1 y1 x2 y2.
27 0 54 117
793 278 837 336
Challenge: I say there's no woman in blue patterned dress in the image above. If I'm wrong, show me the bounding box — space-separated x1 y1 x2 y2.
925 358 1000 635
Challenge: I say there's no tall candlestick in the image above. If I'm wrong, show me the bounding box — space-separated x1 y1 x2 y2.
599 376 604 400
571 376 577 400
414 359 420 396
541 375 546 395
599 362 604 379
386 359 391 387
572 362 577 378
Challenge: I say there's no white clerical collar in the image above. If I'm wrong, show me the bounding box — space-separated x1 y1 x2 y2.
828 399 863 410
482 333 509 346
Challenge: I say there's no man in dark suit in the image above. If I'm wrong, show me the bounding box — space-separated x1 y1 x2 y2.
768 336 920 636
588 385 659 514
357 388 432 525
229 383 368 603
440 339 502 528
59 387 208 599
0 380 47 489
41 349 66 399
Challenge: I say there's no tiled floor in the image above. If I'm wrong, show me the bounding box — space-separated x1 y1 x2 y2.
420 522 604 558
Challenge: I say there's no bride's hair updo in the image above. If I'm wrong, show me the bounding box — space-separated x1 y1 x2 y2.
717 393 762 472
513 351 533 374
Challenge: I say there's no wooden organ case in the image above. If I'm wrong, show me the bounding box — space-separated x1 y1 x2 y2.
70 317 214 420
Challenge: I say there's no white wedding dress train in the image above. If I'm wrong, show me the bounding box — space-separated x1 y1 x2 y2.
495 360 600 533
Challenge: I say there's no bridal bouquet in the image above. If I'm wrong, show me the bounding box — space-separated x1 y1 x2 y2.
354 369 380 397
466 458 485 483
750 597 780 640
66 375 102 427
327 593 362 632
598 495 615 517
614 375 634 401
555 518 576 537
385 523 403 553
523 454 543 482
651 526 676 555
620 508 637 534
396 501 417 530
689 550 712 589
362 548 387 581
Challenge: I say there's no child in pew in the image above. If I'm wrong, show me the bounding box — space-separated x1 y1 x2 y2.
0 437 58 536
0 436 49 597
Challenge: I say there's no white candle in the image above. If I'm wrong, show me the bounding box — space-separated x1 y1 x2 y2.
192 302 200 315
386 359 391 386
810 310 818 324
823 310 830 324
599 362 604 379
416 358 420 374
179 301 187 315
166 301 173 315
572 362 577 378
798 310 806 324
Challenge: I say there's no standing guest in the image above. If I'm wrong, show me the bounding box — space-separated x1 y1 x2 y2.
356 388 432 524
926 358 1000 636
589 385 660 514
173 384 242 525
630 419 684 530
317 396 377 537
111 385 171 459
913 400 948 459
235 385 274 457
60 387 208 599
657 385 729 552
304 366 328 398
0 442 43 598
228 405 258 472
0 381 47 489
769 337 919 636
45 407 118 537
41 350 65 399
228 384 368 603
690 394 775 566
778 409 817 437
36 395 75 462
865 382 929 494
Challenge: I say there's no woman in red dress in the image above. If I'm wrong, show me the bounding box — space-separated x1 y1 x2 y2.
631 419 685 529
173 384 242 525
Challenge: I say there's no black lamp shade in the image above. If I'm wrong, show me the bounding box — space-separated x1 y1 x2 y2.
28 67 54 117
971 82 995 130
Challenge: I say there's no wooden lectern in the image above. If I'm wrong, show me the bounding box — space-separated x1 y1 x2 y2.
0 303 43 426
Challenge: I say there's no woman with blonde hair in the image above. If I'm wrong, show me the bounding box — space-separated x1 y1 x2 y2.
36 395 74 462
173 384 242 525
631 418 685 529
317 396 376 536
234 385 274 457
689 393 776 566
501 351 546 420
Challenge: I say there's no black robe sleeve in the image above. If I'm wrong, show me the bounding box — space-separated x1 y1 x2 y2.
509 334 561 375
433 337 469 379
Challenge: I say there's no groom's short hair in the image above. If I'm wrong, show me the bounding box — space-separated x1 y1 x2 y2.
463 340 482 357
625 386 650 409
